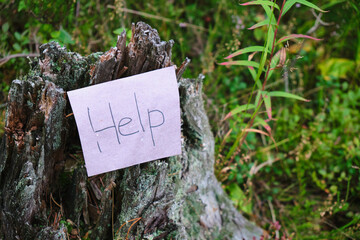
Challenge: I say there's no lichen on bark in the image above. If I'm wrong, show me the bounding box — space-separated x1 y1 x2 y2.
0 22 263 240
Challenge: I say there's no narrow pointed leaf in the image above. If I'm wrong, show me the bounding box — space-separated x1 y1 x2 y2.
248 18 277 30
224 104 256 120
242 128 269 136
262 2 275 24
225 46 268 59
262 4 276 21
259 4 276 50
283 0 326 16
253 117 277 149
294 0 327 12
249 3 275 90
254 120 277 147
247 52 263 88
277 34 322 44
241 0 277 26
282 0 297 15
254 117 271 133
244 126 277 147
255 91 262 107
268 50 281 80
240 1 280 10
268 91 310 101
267 62 279 80
248 67 257 81
266 24 275 53
254 25 273 89
219 60 260 68
262 91 272 119
321 0 346 9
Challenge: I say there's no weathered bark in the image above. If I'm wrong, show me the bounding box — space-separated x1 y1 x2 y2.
0 22 263 240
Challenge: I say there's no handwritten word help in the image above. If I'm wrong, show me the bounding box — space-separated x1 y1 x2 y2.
68 67 181 176
87 93 165 152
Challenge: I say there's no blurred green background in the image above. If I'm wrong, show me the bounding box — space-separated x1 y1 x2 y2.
0 0 359 239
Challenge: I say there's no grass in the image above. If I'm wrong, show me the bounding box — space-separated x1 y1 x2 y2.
1 0 360 239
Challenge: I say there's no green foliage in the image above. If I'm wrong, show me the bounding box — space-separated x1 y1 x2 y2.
226 183 252 215
1 0 359 239
218 0 320 166
258 82 360 238
216 0 360 238
50 28 75 46
319 58 356 80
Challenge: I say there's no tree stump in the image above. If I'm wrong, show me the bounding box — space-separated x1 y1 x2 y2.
0 22 262 240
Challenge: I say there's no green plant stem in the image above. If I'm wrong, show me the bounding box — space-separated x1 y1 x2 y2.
237 0 286 153
225 1 278 161
262 0 286 91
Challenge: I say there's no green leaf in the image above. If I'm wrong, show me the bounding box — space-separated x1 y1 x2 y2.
283 0 326 16
51 31 60 39
268 91 310 101
113 27 126 35
13 43 21 51
240 0 280 11
14 32 22 41
58 28 74 45
230 104 256 116
253 116 271 133
318 58 356 80
249 3 276 90
255 91 262 107
2 22 9 33
224 104 254 120
51 28 74 45
226 183 252 214
219 60 260 68
277 34 322 44
262 91 272 119
267 51 280 79
254 28 264 42
248 67 257 81
50 28 74 45
225 46 269 59
266 24 275 52
18 0 26 12
295 0 327 12
254 24 274 89
262 4 276 22
282 0 297 15
248 18 277 30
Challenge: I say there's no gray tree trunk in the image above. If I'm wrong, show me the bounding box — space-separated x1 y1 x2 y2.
0 22 262 240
